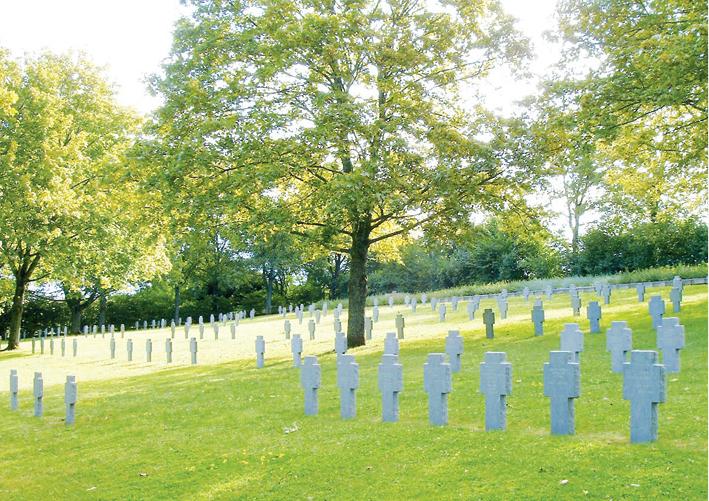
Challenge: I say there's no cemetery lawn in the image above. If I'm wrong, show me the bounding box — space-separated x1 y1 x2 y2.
1 287 706 500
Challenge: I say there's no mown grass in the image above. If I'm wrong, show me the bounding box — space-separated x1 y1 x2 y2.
0 285 706 500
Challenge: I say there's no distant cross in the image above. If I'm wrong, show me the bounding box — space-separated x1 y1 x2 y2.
72 338 77 357
543 351 580 435
430 298 438 312
497 296 508 320
672 275 683 292
300 356 321 416
571 294 581 317
480 352 512 431
335 331 347 355
451 297 459 311
372 306 379 322
648 296 665 329
230 322 237 339
587 301 602 333
199 323 205 339
445 330 464 373
545 285 553 299
165 338 173 363
284 320 291 340
378 354 403 422
623 350 666 443
171 321 176 338
365 317 373 340
64 375 77 426
523 287 530 301
669 287 682 313
291 334 303 367
423 353 452 426
601 285 611 305
337 354 359 419
438 303 447 322
308 319 316 340
315 309 322 323
33 372 43 417
467 301 477 320
190 337 197 365
60 337 66 357
410 298 417 312
656 317 684 373
250 308 255 320
421 293 427 304
213 323 219 340
636 283 645 302
146 338 152 363
483 309 495 339
532 305 545 336
184 323 190 339
9 369 18 410
395 314 405 339
255 336 265 368
388 295 394 308
296 309 303 325
384 332 399 356
334 319 342 334
560 323 584 362
127 339 134 362
606 321 632 373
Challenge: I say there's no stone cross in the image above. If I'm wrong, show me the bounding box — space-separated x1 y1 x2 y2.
165 338 173 363
372 305 379 322
40 337 44 354
388 295 394 308
479 352 512 431
430 297 438 312
571 294 581 317
395 314 405 339
410 298 417 313
300 356 321 416
423 353 452 426
143 321 147 330
146 338 152 363
623 350 666 443
497 296 508 320
545 285 553 298
32 337 35 354
230 322 237 339
532 305 545 336
404 294 411 306
467 301 477 320
560 323 584 362
648 296 665 329
568 284 576 296
110 337 116 359
365 317 373 340
255 336 266 368
170 321 176 338
250 308 255 320
523 287 530 301
337 354 359 419
384 332 399 356
451 296 459 311
127 339 133 362
308 319 316 340
438 303 446 322
445 330 463 373
83 325 89 336
72 338 77 357
296 309 303 325
334 319 342 334
606 321 632 373
669 287 682 313
213 323 219 340
601 285 611 305
315 310 321 324
483 309 495 339
335 332 347 355
184 323 190 339
9 369 18 410
284 320 291 340
636 283 645 302
60 337 66 357
322 302 328 316
421 293 428 304
199 323 205 339
190 337 197 365
587 301 602 333
291 334 303 367
543 351 580 435
33 372 43 417
378 354 403 422
656 317 685 373
672 275 683 291
50 338 54 355
65 375 77 425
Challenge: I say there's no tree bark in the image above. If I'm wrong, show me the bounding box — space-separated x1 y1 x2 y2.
6 273 29 350
174 285 181 323
346 219 371 348
264 266 274 314
98 291 107 328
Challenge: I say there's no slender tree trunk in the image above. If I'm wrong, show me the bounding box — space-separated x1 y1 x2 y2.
98 291 107 327
346 220 371 348
264 267 274 314
174 285 181 323
70 306 82 333
330 253 344 299
6 273 29 350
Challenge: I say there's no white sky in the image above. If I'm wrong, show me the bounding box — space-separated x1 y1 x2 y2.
0 0 576 235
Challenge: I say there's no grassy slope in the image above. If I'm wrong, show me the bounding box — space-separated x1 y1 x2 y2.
1 286 706 500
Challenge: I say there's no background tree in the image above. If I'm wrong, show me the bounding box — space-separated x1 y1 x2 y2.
150 0 532 346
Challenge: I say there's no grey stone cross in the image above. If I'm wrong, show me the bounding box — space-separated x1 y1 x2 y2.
9 369 18 410
395 314 405 339
560 323 584 362
438 303 446 322
669 287 682 313
656 317 684 373
587 301 601 333
543 351 580 435
284 320 291 340
384 332 399 356
480 352 512 431
606 321 632 373
165 338 173 363
648 295 665 329
190 337 198 365
571 294 581 317
291 334 303 367
532 305 545 336
378 354 403 422
308 319 316 340
445 330 463 373
497 296 508 320
65 375 77 425
146 338 152 362
423 353 452 426
300 356 321 415
127 339 133 362
365 317 373 340
255 335 266 368
636 283 645 302
623 350 665 443
33 372 43 417
337 354 359 419
335 331 347 355
483 309 495 339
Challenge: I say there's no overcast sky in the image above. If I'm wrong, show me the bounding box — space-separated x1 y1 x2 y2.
0 0 575 234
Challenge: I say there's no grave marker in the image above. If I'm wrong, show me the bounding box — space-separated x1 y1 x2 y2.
335 332 347 355
571 294 581 317
378 354 403 422
372 305 379 322
384 332 399 356
337 354 359 419
127 339 133 361
445 330 463 373
33 372 43 417
623 350 666 443
467 301 477 320
395 314 405 339
483 309 495 339
165 338 173 363
423 353 452 426
543 351 580 435
438 303 446 322
497 296 508 320
601 285 611 305
648 296 665 329
291 334 303 367
479 352 512 431
532 305 545 336
255 336 265 368
656 318 685 373
560 323 584 362
72 338 77 357
146 338 152 362
308 319 316 340
300 356 321 415
636 283 645 302
284 320 291 340
64 375 77 425
587 301 601 333
110 338 116 359
669 287 682 313
9 369 18 410
190 337 198 364
365 317 373 340
606 321 632 373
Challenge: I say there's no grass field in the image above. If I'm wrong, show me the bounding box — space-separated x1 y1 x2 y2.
1 285 706 500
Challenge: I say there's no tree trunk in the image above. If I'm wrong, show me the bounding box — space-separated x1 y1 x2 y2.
70 306 82 334
98 291 107 327
264 267 274 314
330 253 344 299
174 285 181 323
346 220 371 348
6 273 29 350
